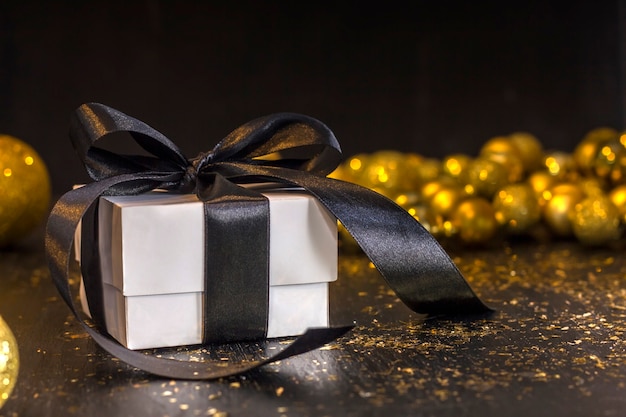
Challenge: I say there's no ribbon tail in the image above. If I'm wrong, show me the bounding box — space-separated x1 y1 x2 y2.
45 175 353 380
219 166 492 316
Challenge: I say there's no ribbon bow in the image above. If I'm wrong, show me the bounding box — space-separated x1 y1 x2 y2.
46 103 491 380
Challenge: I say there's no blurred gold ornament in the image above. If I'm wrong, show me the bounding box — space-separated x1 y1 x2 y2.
527 171 557 203
415 157 442 184
405 204 442 237
542 151 576 179
609 144 626 185
579 177 606 198
573 126 618 175
509 131 544 172
463 157 509 198
0 135 51 247
542 183 585 237
451 197 498 244
493 183 541 234
0 315 19 409
420 177 457 202
363 150 414 194
593 140 623 180
429 186 467 218
480 136 524 182
572 196 622 245
609 185 626 223
441 154 471 181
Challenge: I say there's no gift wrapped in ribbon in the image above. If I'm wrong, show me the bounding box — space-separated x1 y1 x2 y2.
45 103 491 380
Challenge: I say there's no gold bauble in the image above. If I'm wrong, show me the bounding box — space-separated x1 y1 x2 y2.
363 150 418 194
593 140 622 181
509 131 544 172
493 183 541 234
542 182 585 237
0 315 19 409
542 151 577 179
400 153 427 190
579 177 607 198
480 136 525 183
441 154 471 181
394 191 422 209
415 157 442 184
0 135 51 247
451 197 498 244
527 171 557 203
573 127 618 175
405 204 443 237
463 157 509 198
572 196 622 246
609 185 626 223
429 186 468 218
420 177 458 202
609 145 626 185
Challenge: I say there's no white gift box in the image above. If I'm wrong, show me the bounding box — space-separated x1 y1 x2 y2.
77 186 337 350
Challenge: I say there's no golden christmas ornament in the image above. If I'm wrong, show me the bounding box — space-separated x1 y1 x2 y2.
493 183 541 234
451 197 498 244
442 154 471 181
608 185 626 223
527 171 557 204
543 151 577 179
0 135 51 247
479 136 525 183
573 126 619 175
572 196 622 246
0 315 19 408
463 157 509 198
429 186 467 218
542 183 585 237
509 131 544 172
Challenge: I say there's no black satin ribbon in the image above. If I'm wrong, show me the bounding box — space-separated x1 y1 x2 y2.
45 103 492 380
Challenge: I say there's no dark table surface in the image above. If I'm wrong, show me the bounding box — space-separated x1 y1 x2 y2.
1 226 625 417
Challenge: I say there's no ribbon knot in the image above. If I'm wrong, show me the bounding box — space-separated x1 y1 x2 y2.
46 103 491 380
178 151 215 193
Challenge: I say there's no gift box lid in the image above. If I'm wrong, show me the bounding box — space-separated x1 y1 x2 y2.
97 187 338 297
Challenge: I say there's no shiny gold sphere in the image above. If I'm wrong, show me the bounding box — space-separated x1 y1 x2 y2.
593 140 623 180
509 131 544 172
0 135 51 247
420 177 458 202
542 151 577 179
609 185 626 223
463 157 509 198
609 145 626 185
493 183 541 234
527 171 558 204
0 315 19 408
480 136 525 183
579 177 607 198
572 196 622 246
429 186 468 218
573 127 618 175
441 154 472 181
401 153 427 189
405 204 443 237
415 157 442 184
451 197 498 244
542 183 585 237
362 150 407 192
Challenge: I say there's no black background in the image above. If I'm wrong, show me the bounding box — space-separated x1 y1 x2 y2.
1 1 624 194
